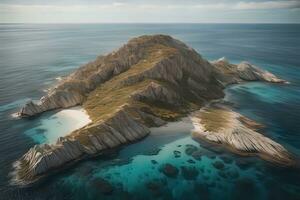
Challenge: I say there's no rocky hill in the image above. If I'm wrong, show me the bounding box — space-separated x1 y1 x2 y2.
13 35 289 185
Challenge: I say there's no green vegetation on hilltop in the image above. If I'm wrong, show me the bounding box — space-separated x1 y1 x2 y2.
83 43 180 121
68 42 194 144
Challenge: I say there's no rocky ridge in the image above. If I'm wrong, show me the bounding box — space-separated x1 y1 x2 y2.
14 35 289 185
191 104 293 165
212 57 287 85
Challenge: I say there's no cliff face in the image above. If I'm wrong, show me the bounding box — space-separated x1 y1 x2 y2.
14 35 288 185
14 107 157 185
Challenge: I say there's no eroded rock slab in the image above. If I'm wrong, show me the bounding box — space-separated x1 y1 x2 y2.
191 104 293 165
212 57 288 86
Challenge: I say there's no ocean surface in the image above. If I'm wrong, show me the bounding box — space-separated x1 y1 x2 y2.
0 24 300 200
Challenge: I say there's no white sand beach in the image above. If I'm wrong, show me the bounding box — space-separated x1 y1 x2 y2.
57 106 92 129
24 106 91 144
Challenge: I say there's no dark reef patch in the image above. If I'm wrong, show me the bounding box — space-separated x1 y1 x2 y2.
219 155 233 164
90 178 114 195
173 150 181 158
151 160 158 165
187 159 196 164
218 171 227 179
185 144 198 156
181 166 199 180
227 169 239 179
146 180 163 197
160 163 179 178
191 150 202 161
143 148 162 156
212 161 225 170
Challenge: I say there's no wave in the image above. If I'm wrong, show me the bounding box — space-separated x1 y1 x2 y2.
55 76 62 81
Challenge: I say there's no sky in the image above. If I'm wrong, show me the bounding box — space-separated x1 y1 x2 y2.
0 0 299 23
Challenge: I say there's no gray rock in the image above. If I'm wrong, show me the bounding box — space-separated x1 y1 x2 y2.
191 105 294 166
237 62 286 83
212 58 287 85
131 82 183 106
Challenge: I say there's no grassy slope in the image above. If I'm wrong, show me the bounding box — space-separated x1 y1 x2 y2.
82 43 186 122
69 43 194 144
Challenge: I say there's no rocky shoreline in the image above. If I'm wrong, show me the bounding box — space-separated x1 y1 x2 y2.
13 34 292 185
191 103 294 166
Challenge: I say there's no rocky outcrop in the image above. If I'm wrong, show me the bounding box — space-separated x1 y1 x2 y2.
13 106 161 185
14 35 289 185
13 137 84 185
131 82 184 106
191 104 293 165
212 57 287 86
20 92 85 116
237 61 287 83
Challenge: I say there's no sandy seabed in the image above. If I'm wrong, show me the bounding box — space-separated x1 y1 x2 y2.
22 106 92 144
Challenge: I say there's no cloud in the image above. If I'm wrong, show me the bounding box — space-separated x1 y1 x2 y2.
2 1 300 11
123 1 300 10
233 1 300 10
0 1 299 23
112 2 126 7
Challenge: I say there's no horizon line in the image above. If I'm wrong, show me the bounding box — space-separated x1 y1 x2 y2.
1 22 299 25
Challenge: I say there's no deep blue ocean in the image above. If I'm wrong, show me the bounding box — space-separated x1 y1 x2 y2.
0 24 300 200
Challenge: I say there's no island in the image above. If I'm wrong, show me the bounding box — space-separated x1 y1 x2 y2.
13 35 292 185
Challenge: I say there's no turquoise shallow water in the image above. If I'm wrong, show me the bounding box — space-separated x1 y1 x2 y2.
0 24 300 199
